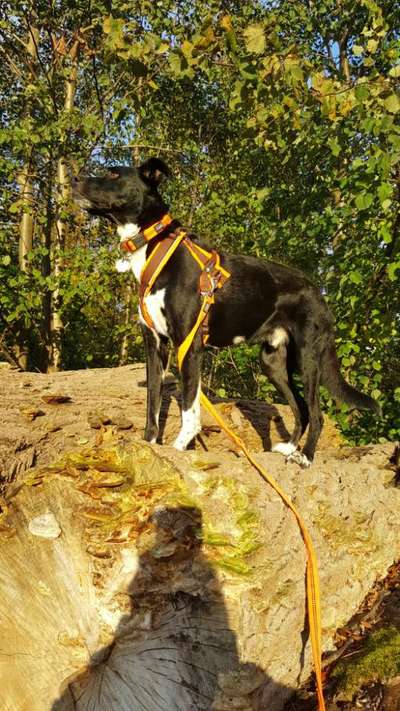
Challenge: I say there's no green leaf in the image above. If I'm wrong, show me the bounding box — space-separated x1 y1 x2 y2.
387 262 400 281
181 40 193 58
367 38 378 53
384 94 400 114
328 138 341 156
355 192 373 210
349 270 362 285
379 224 392 243
169 53 183 75
377 183 392 204
103 16 112 34
289 65 304 82
256 187 270 202
353 45 363 56
243 23 266 54
355 84 369 101
8 200 22 214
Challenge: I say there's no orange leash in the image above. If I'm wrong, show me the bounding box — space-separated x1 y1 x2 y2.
133 220 325 707
177 336 325 711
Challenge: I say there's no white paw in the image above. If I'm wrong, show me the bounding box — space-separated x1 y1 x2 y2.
173 426 201 451
286 451 311 469
173 436 187 451
174 429 200 452
271 441 297 456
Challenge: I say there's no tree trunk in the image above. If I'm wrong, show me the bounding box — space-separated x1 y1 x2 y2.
15 166 34 369
15 24 40 370
119 283 134 364
49 40 80 371
18 167 34 273
0 433 399 710
339 33 350 82
40 162 54 372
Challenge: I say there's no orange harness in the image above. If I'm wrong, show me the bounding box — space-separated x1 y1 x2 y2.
120 215 230 345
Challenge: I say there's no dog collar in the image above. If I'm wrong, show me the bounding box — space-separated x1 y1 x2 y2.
120 214 173 253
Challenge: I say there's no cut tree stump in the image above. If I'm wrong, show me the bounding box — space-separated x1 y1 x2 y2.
0 433 399 710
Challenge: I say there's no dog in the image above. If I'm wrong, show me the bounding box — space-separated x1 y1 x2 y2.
73 157 380 467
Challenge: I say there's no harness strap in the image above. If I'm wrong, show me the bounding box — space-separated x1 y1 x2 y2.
140 229 187 330
136 227 230 337
184 238 230 280
121 213 174 253
177 295 214 366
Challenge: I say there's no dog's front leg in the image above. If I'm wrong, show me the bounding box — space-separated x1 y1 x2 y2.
142 325 169 444
174 343 202 451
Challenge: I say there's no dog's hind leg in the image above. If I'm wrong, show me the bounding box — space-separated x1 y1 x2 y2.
142 326 169 444
292 359 323 467
260 342 308 457
174 337 203 451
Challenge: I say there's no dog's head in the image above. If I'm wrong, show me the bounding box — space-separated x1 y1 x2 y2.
72 157 169 227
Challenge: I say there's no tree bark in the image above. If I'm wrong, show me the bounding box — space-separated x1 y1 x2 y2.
49 39 80 371
40 161 54 372
0 434 399 710
339 33 350 82
15 24 40 369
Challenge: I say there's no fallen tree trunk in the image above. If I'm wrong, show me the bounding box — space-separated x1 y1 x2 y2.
0 435 399 710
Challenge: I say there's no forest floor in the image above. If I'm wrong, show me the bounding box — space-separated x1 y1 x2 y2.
0 362 399 711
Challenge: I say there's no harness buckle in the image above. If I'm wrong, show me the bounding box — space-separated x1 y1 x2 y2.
200 274 220 298
200 252 222 297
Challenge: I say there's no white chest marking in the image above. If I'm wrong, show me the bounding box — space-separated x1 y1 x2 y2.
115 224 169 339
115 224 147 281
141 288 169 337
117 223 141 240
115 247 147 281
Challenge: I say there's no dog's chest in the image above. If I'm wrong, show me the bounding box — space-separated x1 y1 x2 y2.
115 249 147 282
115 243 169 337
141 288 169 337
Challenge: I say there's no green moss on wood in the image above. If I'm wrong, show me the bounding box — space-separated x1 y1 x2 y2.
16 439 261 577
332 626 400 700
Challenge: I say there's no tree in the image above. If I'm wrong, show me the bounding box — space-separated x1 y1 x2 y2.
0 0 399 444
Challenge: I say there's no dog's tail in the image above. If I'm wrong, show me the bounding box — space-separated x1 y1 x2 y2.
320 339 381 415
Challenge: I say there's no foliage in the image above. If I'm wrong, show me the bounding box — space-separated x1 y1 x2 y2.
0 0 399 443
332 626 400 699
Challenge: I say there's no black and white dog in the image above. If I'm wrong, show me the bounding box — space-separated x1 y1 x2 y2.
73 157 380 467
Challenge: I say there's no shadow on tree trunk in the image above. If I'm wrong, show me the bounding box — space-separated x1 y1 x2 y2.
51 506 295 710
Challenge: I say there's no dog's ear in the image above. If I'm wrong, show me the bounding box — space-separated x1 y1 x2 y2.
139 157 169 188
